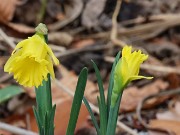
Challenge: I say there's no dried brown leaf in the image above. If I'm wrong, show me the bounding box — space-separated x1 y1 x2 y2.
0 0 18 23
149 120 180 135
120 79 169 112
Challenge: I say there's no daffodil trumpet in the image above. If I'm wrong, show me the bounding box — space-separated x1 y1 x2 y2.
4 32 59 88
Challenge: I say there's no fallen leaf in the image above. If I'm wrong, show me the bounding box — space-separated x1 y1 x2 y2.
149 120 180 135
0 0 18 23
0 130 12 135
81 0 106 28
120 79 169 112
54 98 89 135
166 73 180 89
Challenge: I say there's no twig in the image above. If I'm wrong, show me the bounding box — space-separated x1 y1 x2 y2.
110 0 126 47
104 56 180 75
0 122 38 135
53 78 138 135
49 44 66 52
78 13 180 42
141 63 180 75
136 88 180 134
48 0 83 31
0 29 16 49
55 42 112 58
0 74 13 83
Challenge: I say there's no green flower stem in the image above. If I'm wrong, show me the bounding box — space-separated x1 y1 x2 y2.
106 92 122 135
33 24 55 135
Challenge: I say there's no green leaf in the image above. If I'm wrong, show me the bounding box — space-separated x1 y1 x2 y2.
106 93 122 135
83 97 100 135
48 105 56 135
107 52 121 115
91 60 107 135
66 67 88 135
97 96 102 135
0 85 24 103
33 106 43 135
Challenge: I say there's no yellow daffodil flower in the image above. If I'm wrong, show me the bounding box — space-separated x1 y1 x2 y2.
4 34 59 87
111 46 153 107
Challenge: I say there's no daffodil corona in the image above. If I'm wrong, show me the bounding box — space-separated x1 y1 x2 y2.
111 46 153 107
4 34 59 87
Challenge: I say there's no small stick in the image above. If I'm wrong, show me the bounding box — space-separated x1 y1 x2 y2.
0 29 16 49
0 122 38 135
111 0 126 47
55 42 112 58
0 74 13 83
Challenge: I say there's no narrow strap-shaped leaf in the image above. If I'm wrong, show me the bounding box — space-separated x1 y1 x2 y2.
44 113 49 135
33 106 43 135
66 67 88 135
45 73 53 111
97 96 102 135
106 93 122 135
107 52 121 115
44 105 56 135
83 97 100 135
91 60 107 134
48 105 56 135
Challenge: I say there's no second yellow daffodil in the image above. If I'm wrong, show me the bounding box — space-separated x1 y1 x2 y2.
4 34 59 87
111 46 153 107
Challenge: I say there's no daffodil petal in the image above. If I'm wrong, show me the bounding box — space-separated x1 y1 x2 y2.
12 39 28 54
46 55 55 79
129 75 153 82
4 51 22 72
45 45 59 65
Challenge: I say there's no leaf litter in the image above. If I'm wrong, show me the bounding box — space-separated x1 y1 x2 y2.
0 0 180 134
